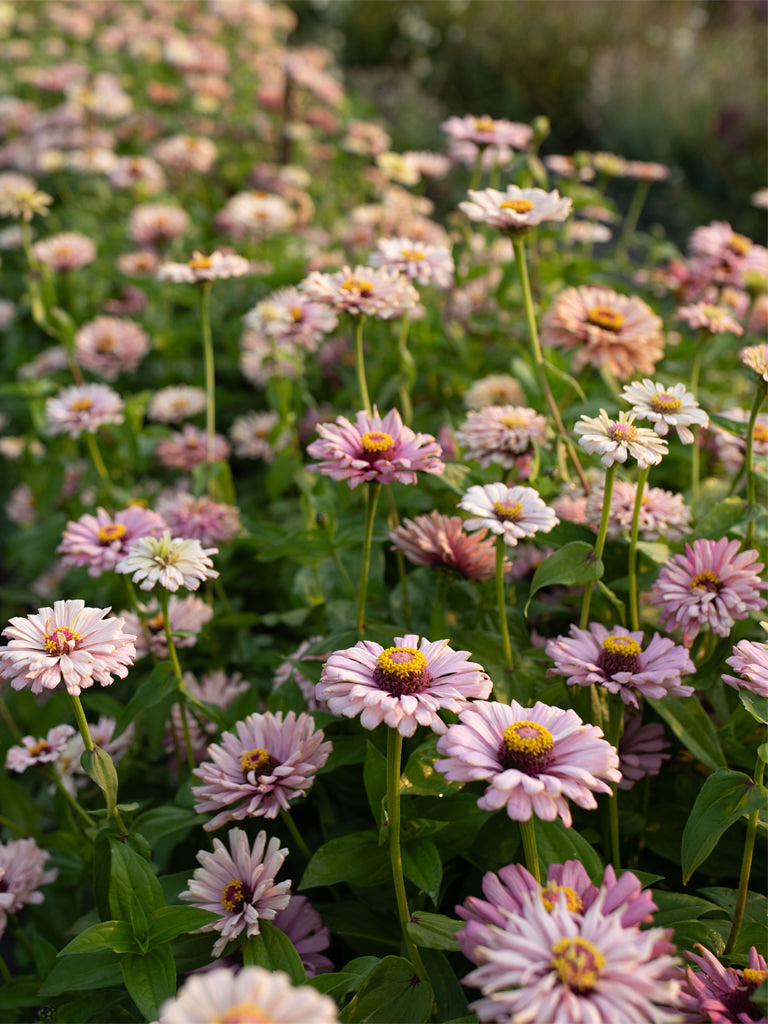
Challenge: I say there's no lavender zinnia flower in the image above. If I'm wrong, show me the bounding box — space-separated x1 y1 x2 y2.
58 505 167 577
722 638 768 698
680 944 767 1024
5 724 76 772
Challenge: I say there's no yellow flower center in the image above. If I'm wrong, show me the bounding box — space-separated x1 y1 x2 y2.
147 611 165 632
608 422 638 443
598 634 642 676
187 251 213 269
361 431 395 454
743 968 768 988
340 276 374 297
540 883 584 913
499 198 534 214
500 414 527 429
650 392 683 413
551 936 606 993
71 397 93 411
493 500 523 522
753 423 768 443
373 646 431 697
28 739 52 757
730 233 751 256
221 878 247 912
501 720 555 773
587 305 625 331
400 248 425 261
240 748 278 779
289 305 304 322
95 334 117 353
97 522 127 544
42 626 82 655
474 116 496 132
215 1005 275 1024
690 570 721 593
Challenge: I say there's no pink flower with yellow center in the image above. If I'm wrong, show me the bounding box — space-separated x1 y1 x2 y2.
370 236 455 290
31 232 96 271
680 944 768 1024
458 184 571 236
442 114 534 149
456 404 548 470
45 383 125 439
676 301 744 335
300 264 419 319
620 378 709 444
58 505 167 577
5 724 76 772
458 482 559 547
0 599 136 696
73 315 150 381
157 249 251 283
574 408 668 467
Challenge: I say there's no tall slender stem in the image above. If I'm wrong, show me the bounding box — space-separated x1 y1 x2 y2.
356 483 381 634
519 818 541 883
580 463 617 629
616 179 650 262
744 384 766 548
512 237 590 493
386 728 428 978
627 465 650 632
279 808 313 863
725 737 766 954
159 589 196 771
68 692 95 752
199 281 216 467
85 431 113 508
386 488 411 631
495 535 513 675
353 314 371 414
396 312 414 426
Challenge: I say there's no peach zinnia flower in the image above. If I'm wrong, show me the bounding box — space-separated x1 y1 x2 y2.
541 285 665 380
389 510 501 581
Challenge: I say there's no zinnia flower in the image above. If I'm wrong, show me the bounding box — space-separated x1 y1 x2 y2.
541 286 665 380
147 385 207 423
370 236 455 290
456 405 548 470
114 532 219 592
273 895 333 977
722 638 768 698
575 409 668 467
165 670 251 766
73 315 150 380
58 505 167 577
389 510 501 581
458 184 571 236
155 490 240 547
45 383 125 439
230 411 291 461
306 407 444 488
680 944 767 1024
545 623 695 708
740 342 768 384
318 634 492 737
585 478 692 542
180 828 292 957
120 593 213 660
649 538 766 645
676 301 744 336
156 424 231 471
463 374 525 411
32 231 96 270
620 379 709 443
458 482 559 547
0 600 136 696
442 114 533 149
0 838 58 938
5 724 76 772
157 249 251 283
192 710 331 830
434 699 621 826
157 965 340 1024
618 712 672 791
301 264 419 318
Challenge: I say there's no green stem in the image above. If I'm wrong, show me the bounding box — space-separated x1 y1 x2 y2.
279 808 314 863
159 589 196 771
628 465 650 632
85 431 113 508
512 237 590 493
725 737 766 954
519 818 541 883
48 767 96 829
353 314 371 414
387 728 428 979
691 426 702 510
616 179 650 262
0 694 23 743
386 487 411 631
68 692 95 752
689 332 707 398
496 535 513 675
199 281 216 468
744 384 767 548
396 312 414 426
469 146 485 191
580 462 617 629
356 483 381 634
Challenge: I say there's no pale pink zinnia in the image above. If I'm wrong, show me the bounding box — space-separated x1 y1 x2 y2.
722 638 768 698
0 600 136 695
147 385 207 423
680 944 767 1024
32 231 96 270
115 532 219 592
180 828 292 957
435 699 621 826
58 504 167 577
156 424 231 471
389 510 501 581
128 203 190 248
585 478 692 542
650 538 767 645
301 264 419 319
676 301 744 336
74 315 150 380
463 374 525 411
458 482 559 547
545 623 694 708
120 593 213 660
273 895 333 977
244 286 339 350
230 411 291 461
620 379 709 444
157 249 251 283
306 407 444 488
369 236 455 290
0 838 58 937
442 113 533 149
155 490 240 546
319 634 491 737
45 383 125 439
459 184 571 235
575 409 668 468
192 710 331 830
456 405 548 470
5 724 76 772
541 285 665 380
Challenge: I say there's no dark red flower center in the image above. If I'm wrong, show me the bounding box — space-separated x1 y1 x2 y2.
373 646 431 696
720 968 768 1021
221 877 251 913
597 634 642 676
240 747 279 780
500 721 555 774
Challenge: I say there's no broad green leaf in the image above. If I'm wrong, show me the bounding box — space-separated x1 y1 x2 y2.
647 695 727 772
401 736 465 797
682 769 768 882
131 805 207 848
740 690 768 724
58 920 137 956
148 905 219 945
364 741 388 827
402 839 442 905
651 891 725 926
339 955 434 1024
698 886 768 926
80 746 118 816
109 837 165 922
406 913 461 951
299 832 391 890
0 977 40 1011
308 957 379 1000
420 949 472 1023
114 660 176 735
525 542 603 614
39 950 122 996
534 817 603 883
121 945 176 1022
242 921 306 986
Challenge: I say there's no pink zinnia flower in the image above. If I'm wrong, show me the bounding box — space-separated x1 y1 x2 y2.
442 114 533 149
546 623 695 708
156 424 231 471
273 895 333 977
676 301 744 336
462 891 682 1024
180 828 292 957
575 409 668 468
389 510 501 581
0 838 58 937
370 236 455 290
152 134 218 173
459 184 571 236
318 634 492 737
120 593 213 659
45 383 125 439
192 710 331 830
585 478 692 543
58 505 167 577
128 203 190 247
435 699 621 826
740 342 768 384
618 712 672 791
147 386 207 423
74 315 150 380
115 532 219 592
722 638 768 698
230 411 291 461
458 482 559 547
687 220 762 289
272 637 328 714
216 190 295 238
244 286 339 350
463 374 525 411
456 405 548 470
157 965 339 1024
32 231 96 270
680 944 767 1024
0 600 136 696
165 670 251 766
650 538 767 645
306 407 444 489
620 379 709 444
5 724 76 772
157 249 251 283
156 490 240 547
301 264 419 319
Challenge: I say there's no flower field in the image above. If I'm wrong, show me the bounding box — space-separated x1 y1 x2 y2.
1 3 767 1023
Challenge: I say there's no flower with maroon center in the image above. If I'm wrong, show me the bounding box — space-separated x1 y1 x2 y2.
458 482 559 547
680 944 768 1024
306 406 444 489
458 184 571 236
545 623 695 708
5 724 76 772
318 634 491 737
435 699 620 825
649 537 767 645
574 408 668 467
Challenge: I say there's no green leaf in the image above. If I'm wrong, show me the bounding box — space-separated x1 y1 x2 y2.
121 945 176 1022
308 957 380 1000
147 905 219 945
364 741 388 828
647 695 727 772
39 950 122 996
299 832 392 890
401 736 465 797
109 837 165 922
534 816 604 883
114 660 176 735
525 542 603 614
402 839 442 905
58 921 137 956
740 690 768 724
406 913 461 951
692 496 761 540
339 955 434 1024
242 921 306 986
682 769 768 882
697 886 768 926
80 746 118 816
651 891 725 926
131 805 207 848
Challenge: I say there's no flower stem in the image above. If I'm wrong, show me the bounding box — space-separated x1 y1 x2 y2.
85 431 113 508
356 482 381 634
0 694 23 743
159 589 196 771
495 535 513 675
519 817 541 883
397 312 414 426
279 808 314 863
616 179 650 262
725 736 766 954
199 281 216 469
68 692 95 752
47 766 96 829
387 727 428 979
512 237 590 493
628 465 650 631
744 384 766 548
579 462 617 629
353 314 371 414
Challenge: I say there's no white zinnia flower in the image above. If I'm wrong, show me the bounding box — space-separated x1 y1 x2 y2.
574 409 668 468
458 482 559 547
620 379 709 444
114 532 218 592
